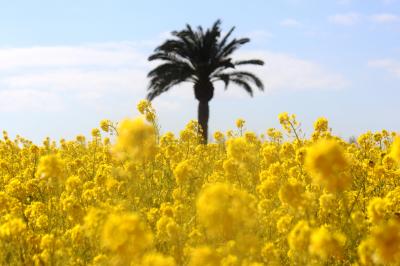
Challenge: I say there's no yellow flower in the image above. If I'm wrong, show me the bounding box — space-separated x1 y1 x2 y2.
288 220 311 252
156 215 180 242
357 239 375 266
305 139 351 192
367 197 388 224
40 234 55 249
137 100 157 123
173 160 195 185
100 119 110 132
221 255 238 266
309 226 346 260
189 246 220 266
319 193 336 210
278 178 304 208
145 112 156 123
196 183 256 239
278 112 298 135
213 131 225 142
137 99 150 114
370 219 400 264
226 137 252 162
141 252 176 266
114 117 156 161
37 154 65 182
261 242 279 264
91 128 101 137
257 174 278 198
278 112 289 125
276 215 293 234
0 217 26 238
76 134 85 142
65 175 82 192
92 254 109 265
102 213 153 257
374 132 383 142
0 101 399 265
391 136 400 161
313 117 329 132
236 118 245 129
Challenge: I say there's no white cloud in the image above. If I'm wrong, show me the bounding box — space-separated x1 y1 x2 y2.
214 51 348 97
370 13 400 23
0 89 63 112
368 59 400 77
246 30 274 42
2 69 147 94
328 11 399 26
328 13 361 25
280 18 302 27
0 43 151 112
152 98 181 111
0 42 347 113
0 42 148 70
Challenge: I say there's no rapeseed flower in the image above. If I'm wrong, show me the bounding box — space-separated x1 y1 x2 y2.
0 102 398 265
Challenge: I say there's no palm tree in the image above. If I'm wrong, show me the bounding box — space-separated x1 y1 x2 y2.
147 19 264 143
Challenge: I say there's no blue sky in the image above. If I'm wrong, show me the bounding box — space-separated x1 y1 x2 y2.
0 0 399 142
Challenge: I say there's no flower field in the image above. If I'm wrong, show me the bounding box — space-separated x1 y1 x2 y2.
0 100 399 266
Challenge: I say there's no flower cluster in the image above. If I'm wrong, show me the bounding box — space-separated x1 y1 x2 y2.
0 101 399 265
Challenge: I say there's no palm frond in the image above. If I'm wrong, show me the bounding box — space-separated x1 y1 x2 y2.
146 19 264 101
218 38 250 59
230 78 254 96
219 26 235 49
234 59 264 66
212 71 264 90
212 73 231 89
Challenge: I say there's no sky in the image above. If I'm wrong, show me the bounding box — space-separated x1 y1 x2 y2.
0 0 399 142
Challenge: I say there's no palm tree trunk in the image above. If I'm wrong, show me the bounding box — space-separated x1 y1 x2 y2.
198 100 209 143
